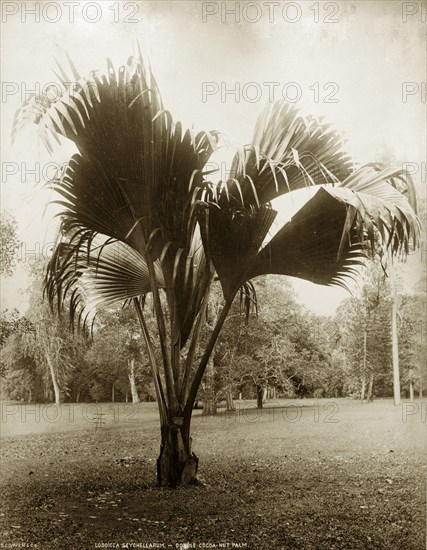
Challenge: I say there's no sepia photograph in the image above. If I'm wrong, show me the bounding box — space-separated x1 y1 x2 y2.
0 1 426 548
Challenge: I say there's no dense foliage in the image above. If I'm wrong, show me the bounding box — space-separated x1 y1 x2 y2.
0 211 21 277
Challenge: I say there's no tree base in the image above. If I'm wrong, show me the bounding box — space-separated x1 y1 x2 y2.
157 425 199 487
157 451 199 487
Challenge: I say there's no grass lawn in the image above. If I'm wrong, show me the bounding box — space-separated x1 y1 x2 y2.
0 398 425 549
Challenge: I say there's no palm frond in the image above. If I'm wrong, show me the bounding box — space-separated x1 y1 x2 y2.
225 101 354 208
250 182 420 288
249 187 366 290
200 171 420 297
15 53 220 342
45 232 162 325
198 200 276 300
14 54 219 257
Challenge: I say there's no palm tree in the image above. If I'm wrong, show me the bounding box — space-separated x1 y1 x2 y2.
13 51 420 486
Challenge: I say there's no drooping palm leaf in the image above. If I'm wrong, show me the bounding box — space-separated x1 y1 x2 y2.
250 187 367 290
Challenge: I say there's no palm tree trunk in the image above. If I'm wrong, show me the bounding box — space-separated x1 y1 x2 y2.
409 381 414 401
162 297 234 486
134 298 198 486
157 415 198 487
135 290 233 486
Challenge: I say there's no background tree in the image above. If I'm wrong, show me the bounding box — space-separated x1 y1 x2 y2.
398 291 427 399
212 277 298 408
0 309 21 378
87 306 152 403
336 261 392 402
0 211 21 276
0 315 44 402
396 200 427 399
22 260 85 404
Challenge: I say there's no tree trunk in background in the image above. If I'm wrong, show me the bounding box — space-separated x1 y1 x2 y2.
390 261 401 406
360 376 366 403
76 391 80 403
157 417 198 487
46 355 61 405
256 386 263 409
128 359 140 403
112 383 115 403
202 356 217 416
409 381 414 401
226 387 235 411
202 399 217 415
361 326 367 403
27 388 32 403
366 372 374 402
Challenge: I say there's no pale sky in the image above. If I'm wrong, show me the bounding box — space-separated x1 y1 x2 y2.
1 0 426 314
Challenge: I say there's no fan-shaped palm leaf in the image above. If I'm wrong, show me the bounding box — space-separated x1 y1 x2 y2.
15 53 220 349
